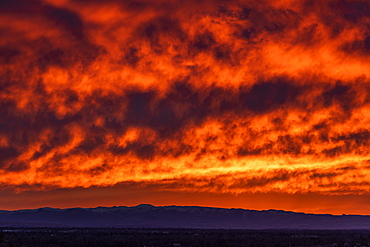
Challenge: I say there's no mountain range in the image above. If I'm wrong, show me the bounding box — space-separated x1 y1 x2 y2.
1 204 370 229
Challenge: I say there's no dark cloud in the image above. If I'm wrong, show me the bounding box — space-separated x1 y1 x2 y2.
192 31 217 52
43 6 85 40
30 128 73 160
237 145 268 157
234 172 292 188
336 166 357 171
0 147 20 165
334 130 370 146
88 163 112 176
294 24 319 46
133 143 156 160
0 0 85 41
123 47 141 67
341 37 370 55
317 130 370 157
365 36 370 51
37 49 68 70
125 91 155 126
321 82 356 112
241 79 299 113
108 141 156 160
213 45 233 63
322 146 349 158
0 0 103 70
138 17 186 52
310 172 339 179
76 136 105 153
276 135 302 155
6 161 29 172
302 0 370 39
329 0 370 22
153 101 179 131
0 147 29 172
0 0 39 13
0 46 21 64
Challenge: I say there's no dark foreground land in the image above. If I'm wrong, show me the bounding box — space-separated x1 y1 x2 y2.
1 228 370 247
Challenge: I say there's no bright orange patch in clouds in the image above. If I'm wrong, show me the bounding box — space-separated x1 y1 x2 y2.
1 0 370 214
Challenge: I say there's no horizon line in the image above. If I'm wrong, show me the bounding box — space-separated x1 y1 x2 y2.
1 204 367 217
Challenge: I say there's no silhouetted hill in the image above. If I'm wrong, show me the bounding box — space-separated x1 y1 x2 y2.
0 204 369 229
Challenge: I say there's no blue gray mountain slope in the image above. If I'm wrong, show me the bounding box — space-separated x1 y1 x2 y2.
0 204 369 229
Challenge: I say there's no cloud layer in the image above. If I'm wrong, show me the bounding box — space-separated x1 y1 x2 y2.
1 0 370 195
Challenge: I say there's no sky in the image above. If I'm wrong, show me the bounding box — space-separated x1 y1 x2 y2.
1 0 370 215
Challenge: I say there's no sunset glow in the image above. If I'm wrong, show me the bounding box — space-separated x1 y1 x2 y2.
1 0 370 214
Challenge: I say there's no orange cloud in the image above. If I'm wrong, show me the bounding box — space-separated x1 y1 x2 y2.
1 0 370 212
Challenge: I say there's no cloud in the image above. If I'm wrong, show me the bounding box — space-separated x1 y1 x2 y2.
0 0 370 197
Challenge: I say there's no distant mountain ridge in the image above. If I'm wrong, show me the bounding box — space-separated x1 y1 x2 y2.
1 204 370 229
